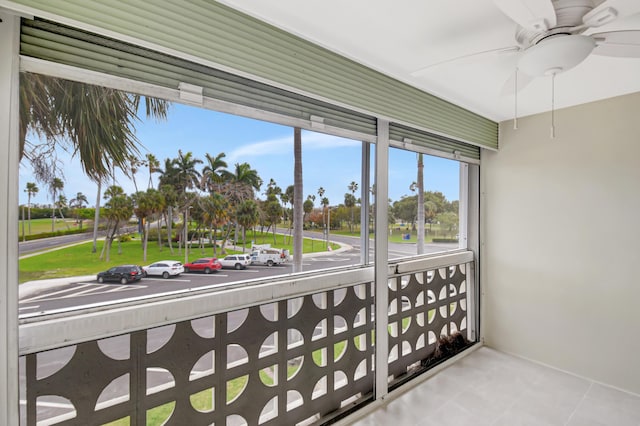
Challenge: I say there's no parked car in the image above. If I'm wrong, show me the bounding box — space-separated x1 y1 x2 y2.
183 258 222 274
97 265 144 284
219 254 252 270
142 260 184 278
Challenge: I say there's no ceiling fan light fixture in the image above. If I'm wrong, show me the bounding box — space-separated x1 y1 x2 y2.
517 34 596 77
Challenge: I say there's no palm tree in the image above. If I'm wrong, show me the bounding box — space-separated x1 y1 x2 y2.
264 194 282 245
19 73 169 184
158 184 177 253
20 74 169 254
127 154 144 193
236 199 259 253
348 181 359 233
24 182 38 234
132 189 157 262
201 152 231 193
321 196 330 249
226 162 261 250
232 162 262 194
145 153 160 190
318 186 326 235
344 193 357 233
101 191 133 261
201 193 229 256
50 177 64 232
172 151 202 254
92 182 102 253
293 127 303 272
69 192 88 230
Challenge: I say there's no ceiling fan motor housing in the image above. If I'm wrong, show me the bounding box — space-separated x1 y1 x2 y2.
518 34 596 76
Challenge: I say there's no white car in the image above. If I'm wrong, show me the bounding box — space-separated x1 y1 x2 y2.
219 254 252 270
143 260 184 278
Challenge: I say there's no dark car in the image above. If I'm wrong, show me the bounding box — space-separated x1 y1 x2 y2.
97 265 144 284
183 258 222 274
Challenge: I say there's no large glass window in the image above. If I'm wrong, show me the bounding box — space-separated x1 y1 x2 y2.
387 146 462 259
18 74 374 316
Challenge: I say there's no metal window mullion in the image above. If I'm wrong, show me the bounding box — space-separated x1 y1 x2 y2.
0 11 20 426
459 163 469 250
374 119 389 400
360 142 371 265
467 164 481 342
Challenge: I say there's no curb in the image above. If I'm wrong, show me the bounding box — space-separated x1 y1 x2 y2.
20 275 96 299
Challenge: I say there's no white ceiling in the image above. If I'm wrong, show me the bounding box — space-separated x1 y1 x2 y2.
220 0 640 122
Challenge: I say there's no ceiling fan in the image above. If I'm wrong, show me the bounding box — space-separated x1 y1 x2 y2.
412 0 640 135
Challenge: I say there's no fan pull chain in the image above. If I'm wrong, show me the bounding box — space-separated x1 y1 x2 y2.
513 68 518 130
550 72 556 139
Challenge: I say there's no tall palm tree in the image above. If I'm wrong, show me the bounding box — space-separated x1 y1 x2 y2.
227 162 261 249
69 192 88 230
317 186 326 235
173 150 203 193
172 151 202 254
348 181 359 233
145 153 160 190
24 182 38 234
19 73 169 184
50 177 64 232
293 127 303 272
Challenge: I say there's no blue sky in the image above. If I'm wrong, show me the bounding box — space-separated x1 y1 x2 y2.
19 103 460 206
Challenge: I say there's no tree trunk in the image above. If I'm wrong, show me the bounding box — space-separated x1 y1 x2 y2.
27 194 32 234
417 153 425 254
92 182 101 253
167 207 174 254
293 127 303 273
156 213 162 251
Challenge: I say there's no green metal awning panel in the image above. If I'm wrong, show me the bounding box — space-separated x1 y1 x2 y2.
20 19 378 137
8 0 498 151
389 123 481 162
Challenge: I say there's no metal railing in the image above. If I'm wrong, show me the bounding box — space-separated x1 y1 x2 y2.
19 251 474 425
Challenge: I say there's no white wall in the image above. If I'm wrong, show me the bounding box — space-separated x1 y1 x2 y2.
482 92 640 394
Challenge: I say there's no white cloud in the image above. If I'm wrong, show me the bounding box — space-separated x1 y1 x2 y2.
226 131 361 164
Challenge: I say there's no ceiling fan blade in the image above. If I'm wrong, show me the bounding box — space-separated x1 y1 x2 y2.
493 0 557 32
500 70 534 96
411 46 519 76
583 0 640 28
591 30 640 57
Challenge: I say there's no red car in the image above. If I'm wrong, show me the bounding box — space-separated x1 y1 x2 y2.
183 258 222 274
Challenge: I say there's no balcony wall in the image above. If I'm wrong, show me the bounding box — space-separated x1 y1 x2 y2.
482 91 640 394
20 251 474 425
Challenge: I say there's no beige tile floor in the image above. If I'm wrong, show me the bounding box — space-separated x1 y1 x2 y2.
349 347 640 426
